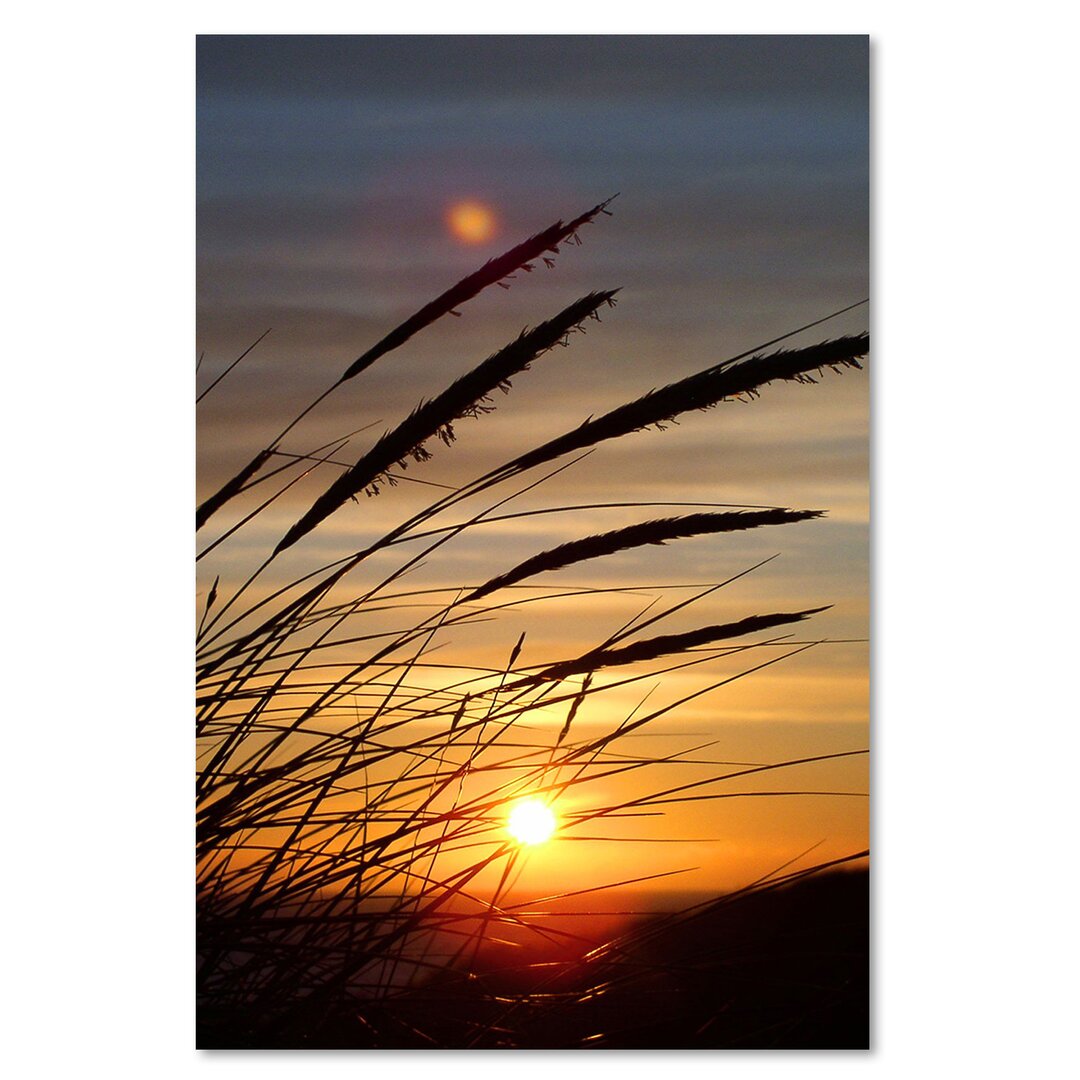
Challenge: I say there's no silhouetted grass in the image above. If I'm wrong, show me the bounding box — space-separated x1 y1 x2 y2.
274 290 619 554
195 197 869 1048
464 509 822 603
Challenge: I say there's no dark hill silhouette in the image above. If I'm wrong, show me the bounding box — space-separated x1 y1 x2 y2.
199 868 869 1049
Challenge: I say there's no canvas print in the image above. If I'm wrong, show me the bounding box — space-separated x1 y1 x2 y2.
196 34 870 1049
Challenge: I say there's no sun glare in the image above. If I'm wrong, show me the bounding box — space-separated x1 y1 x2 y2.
507 799 557 846
446 199 498 244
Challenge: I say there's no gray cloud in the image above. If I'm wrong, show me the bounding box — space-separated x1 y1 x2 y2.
197 36 868 105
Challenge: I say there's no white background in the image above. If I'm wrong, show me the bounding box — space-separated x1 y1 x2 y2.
3 2 1077 1076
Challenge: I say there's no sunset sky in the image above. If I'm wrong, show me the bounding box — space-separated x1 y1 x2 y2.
196 35 869 893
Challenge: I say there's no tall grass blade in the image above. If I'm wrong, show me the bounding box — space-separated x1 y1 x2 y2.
273 291 618 555
464 509 822 602
481 334 869 485
336 197 617 384
196 446 276 530
516 607 829 686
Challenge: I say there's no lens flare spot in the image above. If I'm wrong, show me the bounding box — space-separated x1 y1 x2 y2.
447 200 498 244
507 799 557 846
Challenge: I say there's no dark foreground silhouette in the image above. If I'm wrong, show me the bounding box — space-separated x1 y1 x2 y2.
199 868 869 1050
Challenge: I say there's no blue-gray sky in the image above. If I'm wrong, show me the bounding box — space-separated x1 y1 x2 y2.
197 35 867 384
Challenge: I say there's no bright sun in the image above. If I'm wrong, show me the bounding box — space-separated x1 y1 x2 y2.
507 799 557 846
446 199 498 245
